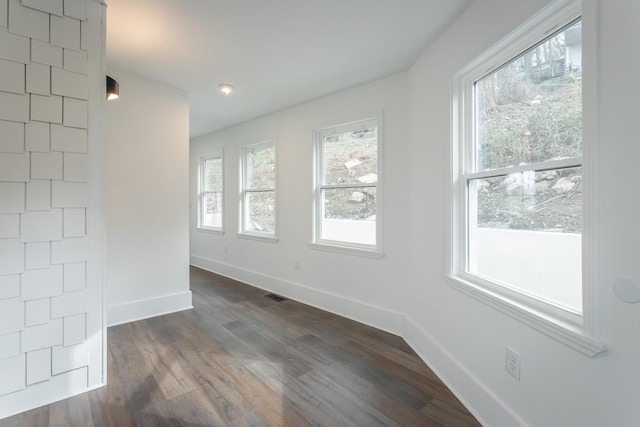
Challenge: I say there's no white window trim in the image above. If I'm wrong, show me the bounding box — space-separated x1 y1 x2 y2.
238 139 279 243
310 111 384 258
197 151 224 235
448 0 605 357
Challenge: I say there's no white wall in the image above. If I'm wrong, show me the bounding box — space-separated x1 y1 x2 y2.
190 73 409 333
106 70 192 326
405 0 640 426
0 0 106 418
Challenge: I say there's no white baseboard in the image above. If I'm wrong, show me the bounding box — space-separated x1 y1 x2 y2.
402 316 527 427
107 291 193 327
190 254 404 335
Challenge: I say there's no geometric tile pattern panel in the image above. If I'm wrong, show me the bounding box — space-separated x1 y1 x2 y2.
0 0 90 399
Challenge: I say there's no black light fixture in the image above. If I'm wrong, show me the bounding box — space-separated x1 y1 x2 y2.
106 75 119 100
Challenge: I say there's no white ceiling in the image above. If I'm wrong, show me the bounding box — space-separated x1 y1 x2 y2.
106 0 471 138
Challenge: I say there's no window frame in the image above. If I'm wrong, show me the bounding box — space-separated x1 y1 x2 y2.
197 151 224 234
238 139 278 243
310 112 384 258
448 0 604 356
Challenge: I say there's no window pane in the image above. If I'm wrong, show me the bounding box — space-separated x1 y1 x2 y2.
203 157 222 191
475 20 582 172
246 146 275 189
322 126 377 185
321 187 376 245
245 191 275 233
202 191 222 228
468 167 582 312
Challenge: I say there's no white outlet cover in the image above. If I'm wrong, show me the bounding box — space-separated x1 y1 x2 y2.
505 346 521 380
613 278 640 303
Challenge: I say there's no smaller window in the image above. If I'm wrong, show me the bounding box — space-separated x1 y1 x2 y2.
239 140 277 241
311 114 383 257
198 153 224 232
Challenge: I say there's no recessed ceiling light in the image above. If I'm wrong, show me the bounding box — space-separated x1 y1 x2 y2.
219 84 233 95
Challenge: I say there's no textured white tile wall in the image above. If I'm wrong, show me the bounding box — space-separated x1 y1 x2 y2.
52 67 88 99
8 0 49 42
0 297 24 334
26 348 51 385
51 289 87 318
50 15 79 50
0 120 24 153
31 151 63 179
20 209 63 242
0 274 20 299
0 239 24 275
63 48 86 74
0 332 20 359
0 355 25 395
0 28 30 63
52 341 87 375
26 63 51 95
63 262 85 292
26 179 51 210
25 121 50 152
25 298 51 326
0 58 25 94
0 152 29 181
25 241 50 269
31 39 62 67
51 181 88 207
0 214 20 238
21 318 63 352
63 0 86 21
22 0 63 17
63 208 85 237
63 313 85 346
0 0 99 407
51 236 87 264
0 182 25 213
30 94 63 123
51 124 86 152
21 264 63 300
0 91 29 122
62 97 87 128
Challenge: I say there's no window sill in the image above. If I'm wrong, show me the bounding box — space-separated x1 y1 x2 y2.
308 241 385 259
237 232 279 243
196 226 224 236
445 275 606 357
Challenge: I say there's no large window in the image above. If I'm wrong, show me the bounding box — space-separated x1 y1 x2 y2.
239 140 277 240
451 1 603 355
198 153 223 232
311 114 383 257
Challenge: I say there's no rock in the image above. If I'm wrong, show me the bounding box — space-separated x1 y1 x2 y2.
552 177 575 192
476 180 490 193
536 170 558 181
344 159 361 169
349 191 365 203
357 173 377 184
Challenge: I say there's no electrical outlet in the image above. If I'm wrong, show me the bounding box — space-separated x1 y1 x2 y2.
505 346 521 380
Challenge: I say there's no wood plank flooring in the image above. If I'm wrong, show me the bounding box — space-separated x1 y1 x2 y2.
1 266 482 426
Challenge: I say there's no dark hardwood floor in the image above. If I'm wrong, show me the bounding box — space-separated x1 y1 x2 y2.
1 266 482 426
